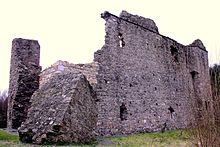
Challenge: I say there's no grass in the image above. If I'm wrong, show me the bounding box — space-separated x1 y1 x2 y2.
106 130 191 147
0 129 20 147
0 130 19 142
0 129 192 147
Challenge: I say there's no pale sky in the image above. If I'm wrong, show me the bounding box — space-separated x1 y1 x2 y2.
0 0 220 90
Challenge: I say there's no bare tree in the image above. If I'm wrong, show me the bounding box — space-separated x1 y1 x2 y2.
189 65 220 146
0 89 8 128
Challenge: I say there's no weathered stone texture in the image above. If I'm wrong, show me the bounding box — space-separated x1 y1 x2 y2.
7 10 211 140
94 11 212 136
18 72 97 144
39 60 98 88
7 38 41 129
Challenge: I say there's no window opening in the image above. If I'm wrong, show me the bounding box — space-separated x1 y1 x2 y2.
168 106 175 119
190 71 198 80
170 46 178 62
120 103 128 121
118 33 125 47
205 101 209 110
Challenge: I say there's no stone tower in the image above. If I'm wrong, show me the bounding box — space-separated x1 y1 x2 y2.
7 38 41 129
94 11 212 136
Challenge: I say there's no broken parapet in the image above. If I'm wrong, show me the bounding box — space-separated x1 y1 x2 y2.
7 38 41 129
18 72 97 144
119 10 159 33
101 10 159 33
188 39 206 50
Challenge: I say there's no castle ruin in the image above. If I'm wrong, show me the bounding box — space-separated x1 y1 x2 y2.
7 38 41 129
93 11 212 136
7 11 212 143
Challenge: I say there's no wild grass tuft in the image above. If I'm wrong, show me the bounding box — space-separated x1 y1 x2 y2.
0 130 19 142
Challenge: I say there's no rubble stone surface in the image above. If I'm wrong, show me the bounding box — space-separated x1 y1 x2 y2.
39 60 98 88
18 72 97 144
7 38 41 129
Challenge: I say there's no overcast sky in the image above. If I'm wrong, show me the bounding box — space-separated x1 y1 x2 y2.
0 0 220 90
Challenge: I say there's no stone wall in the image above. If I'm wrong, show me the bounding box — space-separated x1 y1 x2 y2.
7 38 41 129
94 11 212 136
39 60 98 87
187 40 212 117
18 72 97 144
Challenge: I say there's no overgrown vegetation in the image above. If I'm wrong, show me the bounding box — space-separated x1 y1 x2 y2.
210 64 220 96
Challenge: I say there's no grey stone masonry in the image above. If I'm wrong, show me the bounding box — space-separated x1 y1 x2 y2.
7 38 41 129
39 60 98 88
94 11 212 136
18 72 98 144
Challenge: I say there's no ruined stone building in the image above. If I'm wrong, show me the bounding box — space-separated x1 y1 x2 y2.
7 10 212 143
93 11 211 136
7 38 41 129
19 72 97 144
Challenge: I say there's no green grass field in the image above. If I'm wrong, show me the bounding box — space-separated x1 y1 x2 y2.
0 129 192 147
0 129 19 142
105 130 191 147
